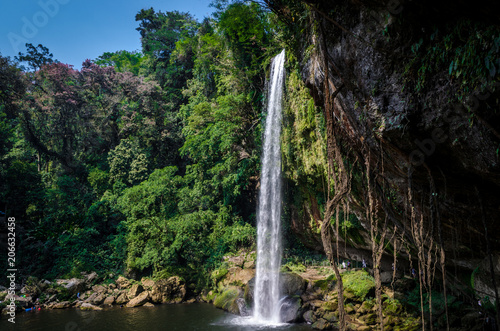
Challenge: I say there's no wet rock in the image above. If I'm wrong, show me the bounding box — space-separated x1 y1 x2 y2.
213 286 242 315
128 284 144 299
126 291 150 308
80 302 102 311
244 278 255 303
303 310 316 324
143 302 155 307
52 301 72 309
103 295 115 306
312 318 331 330
236 297 251 316
92 293 106 305
280 295 302 323
115 292 129 305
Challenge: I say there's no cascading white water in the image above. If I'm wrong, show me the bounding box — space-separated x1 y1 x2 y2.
253 49 286 324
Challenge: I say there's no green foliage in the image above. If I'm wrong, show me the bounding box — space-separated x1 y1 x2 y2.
94 50 145 75
15 43 55 71
1 2 276 290
404 286 460 315
109 139 150 186
281 261 307 273
211 267 229 286
404 20 500 98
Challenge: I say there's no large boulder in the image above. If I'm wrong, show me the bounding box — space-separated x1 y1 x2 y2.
103 295 115 306
141 278 156 288
311 318 332 330
128 284 144 299
84 293 97 304
150 276 186 303
213 286 243 315
222 267 255 287
126 291 150 308
244 277 255 303
303 310 316 324
64 278 87 295
85 272 98 285
236 298 251 316
115 292 129 305
279 295 302 323
116 276 131 289
281 272 307 296
92 285 107 295
92 293 106 305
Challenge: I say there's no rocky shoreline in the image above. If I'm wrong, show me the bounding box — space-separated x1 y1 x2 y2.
0 253 488 330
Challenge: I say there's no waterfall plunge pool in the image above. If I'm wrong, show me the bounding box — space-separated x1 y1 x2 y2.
0 303 314 331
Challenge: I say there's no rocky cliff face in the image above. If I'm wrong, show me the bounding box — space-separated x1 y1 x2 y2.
275 0 500 297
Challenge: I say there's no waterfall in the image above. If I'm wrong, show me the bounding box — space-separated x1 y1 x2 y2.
253 49 286 324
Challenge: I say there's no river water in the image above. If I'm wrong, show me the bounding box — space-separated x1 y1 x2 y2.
0 303 313 330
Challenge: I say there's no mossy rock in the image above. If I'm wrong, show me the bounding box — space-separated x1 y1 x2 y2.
303 310 316 324
323 311 337 322
206 290 216 303
312 318 332 330
383 298 402 315
213 287 241 314
345 303 355 314
211 268 229 285
322 300 338 312
313 279 329 291
343 289 356 302
341 270 375 301
360 312 378 325
358 300 375 314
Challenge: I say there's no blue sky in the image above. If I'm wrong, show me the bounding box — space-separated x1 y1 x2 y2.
0 0 214 69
